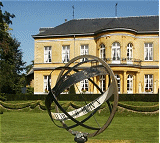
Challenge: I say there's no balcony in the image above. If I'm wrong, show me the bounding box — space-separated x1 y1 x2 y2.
100 58 142 67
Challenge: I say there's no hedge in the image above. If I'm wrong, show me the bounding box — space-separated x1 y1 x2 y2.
0 100 48 110
0 100 159 113
1 93 159 102
118 102 159 112
118 94 159 102
55 93 159 102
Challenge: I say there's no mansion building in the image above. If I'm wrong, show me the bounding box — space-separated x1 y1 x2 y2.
31 15 159 94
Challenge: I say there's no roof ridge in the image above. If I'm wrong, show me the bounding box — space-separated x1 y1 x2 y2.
73 15 158 21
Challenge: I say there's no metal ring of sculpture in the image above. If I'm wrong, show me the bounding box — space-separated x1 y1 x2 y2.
45 55 118 139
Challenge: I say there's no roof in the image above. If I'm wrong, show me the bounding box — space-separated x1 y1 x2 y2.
26 68 34 76
32 15 159 38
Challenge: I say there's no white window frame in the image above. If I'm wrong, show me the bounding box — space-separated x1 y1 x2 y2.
100 44 106 61
80 79 89 92
80 44 89 62
144 43 153 61
144 74 153 92
44 46 52 63
112 42 120 64
44 75 51 93
127 43 133 64
62 45 70 63
100 75 106 92
115 74 121 93
127 75 133 94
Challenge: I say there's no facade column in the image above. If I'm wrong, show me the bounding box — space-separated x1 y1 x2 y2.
154 81 157 94
94 77 98 94
106 75 109 91
133 74 135 93
123 71 127 93
120 74 123 94
135 72 140 93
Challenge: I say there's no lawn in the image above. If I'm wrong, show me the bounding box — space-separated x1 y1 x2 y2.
1 110 159 143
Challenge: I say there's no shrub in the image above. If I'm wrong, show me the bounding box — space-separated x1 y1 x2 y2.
0 93 6 101
27 87 34 94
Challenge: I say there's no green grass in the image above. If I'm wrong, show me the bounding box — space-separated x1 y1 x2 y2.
1 111 159 143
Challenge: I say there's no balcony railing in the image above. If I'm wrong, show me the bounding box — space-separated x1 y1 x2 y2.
100 58 142 67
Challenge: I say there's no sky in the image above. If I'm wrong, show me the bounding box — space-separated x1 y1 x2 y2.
1 0 159 69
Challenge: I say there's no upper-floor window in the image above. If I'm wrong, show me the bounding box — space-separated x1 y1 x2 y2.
100 44 106 61
144 43 153 61
112 42 120 64
127 43 133 63
44 46 51 63
62 45 70 63
44 75 51 93
80 44 89 62
144 74 153 92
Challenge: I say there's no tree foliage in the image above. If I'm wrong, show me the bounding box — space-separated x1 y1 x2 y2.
26 60 34 74
0 2 26 94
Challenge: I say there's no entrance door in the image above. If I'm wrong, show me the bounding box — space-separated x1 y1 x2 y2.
127 75 133 93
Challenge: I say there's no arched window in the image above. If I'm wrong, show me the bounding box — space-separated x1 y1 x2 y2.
115 74 121 93
99 44 106 61
127 75 133 93
127 43 133 64
112 42 120 64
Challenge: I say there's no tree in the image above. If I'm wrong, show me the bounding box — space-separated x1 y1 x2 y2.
26 60 34 74
0 2 25 94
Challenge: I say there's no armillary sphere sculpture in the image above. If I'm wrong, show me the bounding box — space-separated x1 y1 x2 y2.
45 55 118 143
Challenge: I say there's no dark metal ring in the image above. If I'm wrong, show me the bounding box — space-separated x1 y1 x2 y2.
45 55 118 138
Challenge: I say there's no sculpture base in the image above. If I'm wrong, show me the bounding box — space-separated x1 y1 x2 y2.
74 132 88 143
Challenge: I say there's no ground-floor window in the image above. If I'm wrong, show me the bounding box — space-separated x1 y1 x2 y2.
44 75 51 93
144 74 153 92
80 79 89 93
100 75 106 92
127 75 133 93
115 74 121 93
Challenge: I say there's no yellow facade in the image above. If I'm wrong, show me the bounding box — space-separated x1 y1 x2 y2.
33 30 159 94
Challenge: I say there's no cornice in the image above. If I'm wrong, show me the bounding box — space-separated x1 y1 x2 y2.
35 33 159 43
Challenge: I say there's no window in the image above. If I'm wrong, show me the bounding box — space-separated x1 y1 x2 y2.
115 74 121 93
144 43 153 61
127 75 133 93
44 75 51 93
100 75 106 92
62 45 70 63
112 42 120 63
80 79 89 92
144 75 153 92
44 46 52 63
100 44 106 61
127 43 133 63
80 44 89 61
